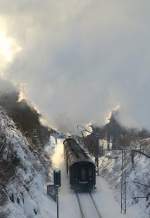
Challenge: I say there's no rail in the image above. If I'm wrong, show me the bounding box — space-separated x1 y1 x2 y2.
89 192 102 218
75 192 102 218
75 192 85 218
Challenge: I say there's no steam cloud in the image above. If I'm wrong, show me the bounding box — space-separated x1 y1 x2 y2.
0 0 150 132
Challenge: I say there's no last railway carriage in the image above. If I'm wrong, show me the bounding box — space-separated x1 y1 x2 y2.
63 137 96 191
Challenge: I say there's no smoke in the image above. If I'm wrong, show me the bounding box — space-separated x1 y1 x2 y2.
0 0 150 132
105 105 120 124
0 78 17 95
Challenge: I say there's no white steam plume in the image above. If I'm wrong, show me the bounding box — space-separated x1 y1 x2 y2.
52 139 64 169
0 0 150 131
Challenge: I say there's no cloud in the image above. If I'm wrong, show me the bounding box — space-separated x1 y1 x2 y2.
0 0 150 132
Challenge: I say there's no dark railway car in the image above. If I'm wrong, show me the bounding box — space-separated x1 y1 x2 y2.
63 137 96 191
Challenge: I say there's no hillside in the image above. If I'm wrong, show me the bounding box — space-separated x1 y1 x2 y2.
0 107 56 218
98 149 150 217
0 80 52 149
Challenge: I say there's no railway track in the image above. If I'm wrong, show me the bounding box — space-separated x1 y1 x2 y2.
75 192 102 218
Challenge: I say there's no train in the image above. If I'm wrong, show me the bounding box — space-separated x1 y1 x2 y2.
63 137 96 192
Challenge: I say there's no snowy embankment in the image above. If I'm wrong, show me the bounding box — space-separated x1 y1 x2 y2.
0 107 56 218
99 150 150 218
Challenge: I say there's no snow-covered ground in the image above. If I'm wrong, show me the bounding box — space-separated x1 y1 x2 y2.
98 151 150 218
52 140 149 218
0 107 149 218
94 177 141 218
0 107 56 218
5 175 56 218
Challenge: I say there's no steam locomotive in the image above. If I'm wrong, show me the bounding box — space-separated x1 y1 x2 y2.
63 137 96 191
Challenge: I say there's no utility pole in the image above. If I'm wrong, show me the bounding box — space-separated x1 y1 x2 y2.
56 186 59 218
95 137 100 176
121 149 127 214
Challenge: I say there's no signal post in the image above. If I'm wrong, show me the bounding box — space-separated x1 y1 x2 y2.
54 170 61 218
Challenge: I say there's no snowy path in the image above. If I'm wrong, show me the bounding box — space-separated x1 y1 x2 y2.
53 140 143 218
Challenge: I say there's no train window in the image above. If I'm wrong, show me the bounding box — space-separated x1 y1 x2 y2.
80 168 86 181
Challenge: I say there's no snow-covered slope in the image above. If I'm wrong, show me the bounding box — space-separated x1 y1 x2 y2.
99 150 150 218
0 107 56 218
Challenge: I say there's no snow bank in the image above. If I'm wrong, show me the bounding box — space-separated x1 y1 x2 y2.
99 150 150 218
0 107 56 218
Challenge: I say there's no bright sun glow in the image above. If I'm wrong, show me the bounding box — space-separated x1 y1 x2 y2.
0 31 21 63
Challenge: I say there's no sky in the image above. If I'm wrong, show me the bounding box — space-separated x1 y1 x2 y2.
0 0 150 132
